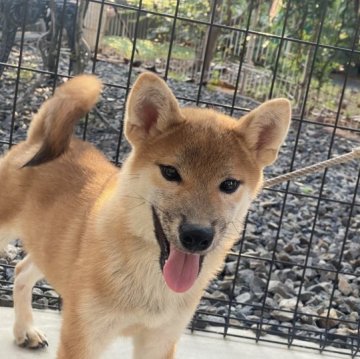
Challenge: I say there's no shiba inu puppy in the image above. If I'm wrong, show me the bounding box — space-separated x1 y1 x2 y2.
0 73 290 358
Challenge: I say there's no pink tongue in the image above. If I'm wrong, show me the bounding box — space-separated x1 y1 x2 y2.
163 245 200 293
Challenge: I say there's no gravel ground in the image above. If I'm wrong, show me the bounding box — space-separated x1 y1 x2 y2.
1 45 360 350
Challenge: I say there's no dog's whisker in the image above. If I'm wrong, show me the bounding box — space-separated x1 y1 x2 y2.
224 218 245 229
227 221 243 237
111 269 123 278
128 202 146 211
130 191 168 215
124 174 141 179
121 194 145 201
120 191 167 216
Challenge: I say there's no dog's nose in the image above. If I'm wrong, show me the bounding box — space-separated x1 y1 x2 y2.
179 223 214 252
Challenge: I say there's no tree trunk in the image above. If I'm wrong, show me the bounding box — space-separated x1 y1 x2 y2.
73 0 88 75
192 0 223 83
201 25 221 83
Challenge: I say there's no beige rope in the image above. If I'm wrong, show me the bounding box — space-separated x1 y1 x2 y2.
264 147 360 188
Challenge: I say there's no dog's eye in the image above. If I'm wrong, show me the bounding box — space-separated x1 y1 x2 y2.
219 179 240 194
159 165 181 182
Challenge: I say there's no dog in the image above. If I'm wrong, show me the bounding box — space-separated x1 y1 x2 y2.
0 73 290 358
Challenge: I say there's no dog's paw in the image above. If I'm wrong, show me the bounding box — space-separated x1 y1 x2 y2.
14 326 48 349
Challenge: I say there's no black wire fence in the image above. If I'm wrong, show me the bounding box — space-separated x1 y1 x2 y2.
0 0 360 357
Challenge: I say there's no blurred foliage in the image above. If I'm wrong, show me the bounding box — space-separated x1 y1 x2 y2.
102 36 194 61
269 0 359 92
113 0 359 94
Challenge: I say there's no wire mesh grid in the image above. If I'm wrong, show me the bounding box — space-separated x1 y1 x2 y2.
0 0 360 357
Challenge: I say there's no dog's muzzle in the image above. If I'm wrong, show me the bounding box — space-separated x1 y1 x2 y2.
151 206 205 293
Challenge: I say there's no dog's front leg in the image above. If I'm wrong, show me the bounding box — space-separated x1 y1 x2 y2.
13 255 47 348
133 329 176 359
132 319 190 359
57 322 102 359
57 306 116 359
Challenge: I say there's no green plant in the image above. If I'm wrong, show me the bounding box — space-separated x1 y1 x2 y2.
102 37 194 61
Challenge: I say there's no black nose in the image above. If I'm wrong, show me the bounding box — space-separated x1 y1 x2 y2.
179 223 214 252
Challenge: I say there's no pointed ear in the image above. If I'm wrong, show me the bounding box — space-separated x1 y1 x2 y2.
125 72 184 144
236 98 291 167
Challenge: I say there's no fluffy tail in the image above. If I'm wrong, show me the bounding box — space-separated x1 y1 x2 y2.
23 74 102 167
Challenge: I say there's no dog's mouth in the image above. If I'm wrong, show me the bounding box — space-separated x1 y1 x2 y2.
152 206 204 293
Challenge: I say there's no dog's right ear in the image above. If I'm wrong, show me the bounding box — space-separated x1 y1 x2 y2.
125 73 184 144
235 98 291 167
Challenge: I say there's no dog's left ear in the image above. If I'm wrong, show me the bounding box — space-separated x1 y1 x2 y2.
125 72 184 144
236 98 291 167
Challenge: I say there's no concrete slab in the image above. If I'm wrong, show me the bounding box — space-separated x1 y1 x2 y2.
0 307 344 358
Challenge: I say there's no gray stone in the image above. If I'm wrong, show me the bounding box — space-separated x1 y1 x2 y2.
206 290 229 301
265 297 278 309
246 315 260 323
249 277 266 295
271 310 293 322
283 242 295 254
345 297 360 312
307 282 332 293
235 292 252 304
299 291 313 302
316 309 339 329
237 269 254 284
34 297 49 309
0 294 13 307
225 261 237 275
279 298 302 311
1 244 18 261
299 307 317 325
251 323 270 337
32 287 43 296
338 275 352 296
337 303 351 315
200 315 225 327
268 222 279 230
268 280 294 298
236 305 254 317
217 280 233 292
344 243 360 260
277 252 291 262
347 312 359 330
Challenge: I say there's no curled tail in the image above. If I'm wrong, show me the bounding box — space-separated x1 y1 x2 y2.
23 74 102 167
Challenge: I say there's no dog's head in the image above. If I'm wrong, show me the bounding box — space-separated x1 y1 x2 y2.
121 73 291 293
